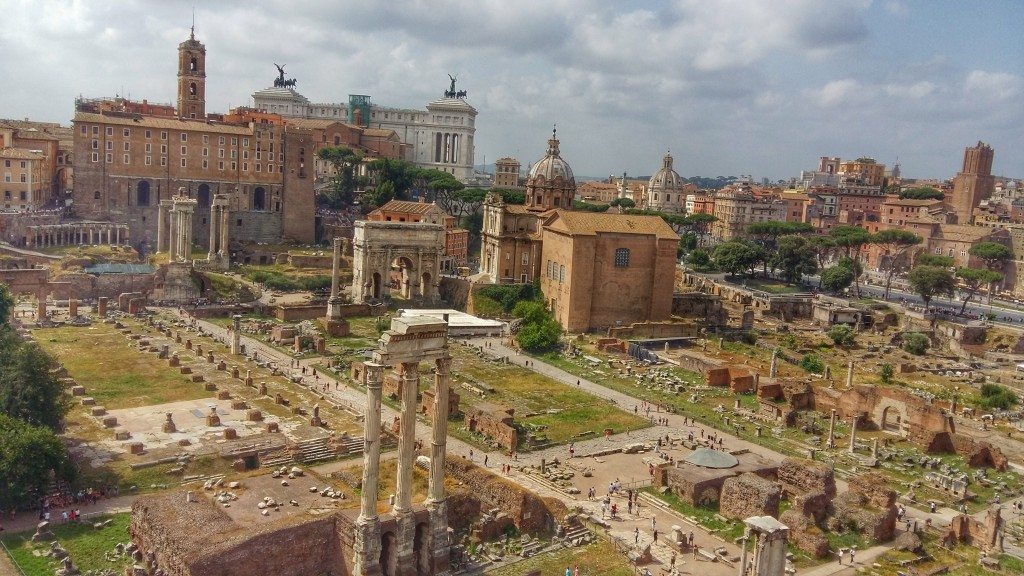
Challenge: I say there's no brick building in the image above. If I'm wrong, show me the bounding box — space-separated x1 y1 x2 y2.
480 129 575 283
950 142 995 225
0 119 73 209
540 210 678 332
710 184 786 241
0 148 45 211
71 30 316 248
282 118 407 182
367 200 469 271
493 157 521 188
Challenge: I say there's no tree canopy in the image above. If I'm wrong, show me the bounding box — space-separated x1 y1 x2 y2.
820 265 855 293
771 235 818 283
513 301 562 352
0 330 70 430
898 186 945 200
609 197 636 208
969 242 1014 270
907 265 956 309
0 283 11 326
0 414 75 511
316 146 363 208
955 267 1003 314
713 240 764 277
916 253 954 268
871 229 922 300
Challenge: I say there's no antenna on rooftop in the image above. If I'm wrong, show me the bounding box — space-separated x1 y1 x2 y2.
190 2 196 39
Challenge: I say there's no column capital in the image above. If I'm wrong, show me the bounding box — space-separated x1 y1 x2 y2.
435 355 452 375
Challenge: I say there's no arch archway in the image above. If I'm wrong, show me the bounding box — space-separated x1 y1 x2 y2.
881 406 903 433
420 271 432 300
391 256 415 299
136 181 151 206
253 187 266 210
371 272 382 300
414 522 430 575
197 183 211 207
379 531 397 576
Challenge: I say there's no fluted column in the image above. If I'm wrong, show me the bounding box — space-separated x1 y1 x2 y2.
219 203 230 256
393 361 419 574
426 355 453 575
353 362 384 576
207 204 219 260
156 202 168 252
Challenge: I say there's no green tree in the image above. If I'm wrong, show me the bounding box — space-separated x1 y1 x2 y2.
880 363 894 384
712 240 764 277
907 265 955 310
316 146 363 208
955 267 1003 314
902 332 930 355
0 333 70 430
799 354 825 374
0 414 74 511
495 188 525 205
820 265 855 293
686 248 712 271
680 213 717 247
916 253 954 268
512 301 562 352
898 187 945 200
969 242 1013 302
609 197 636 208
829 226 871 296
747 221 814 276
366 158 420 200
573 200 611 212
0 283 11 326
807 236 837 287
771 235 818 283
826 324 856 347
366 181 396 208
977 383 1020 410
871 229 922 300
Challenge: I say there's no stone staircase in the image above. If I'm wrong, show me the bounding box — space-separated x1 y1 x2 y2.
338 435 364 456
297 437 335 463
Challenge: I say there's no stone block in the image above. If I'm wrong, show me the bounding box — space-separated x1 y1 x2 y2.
192 375 205 383
71 385 86 396
90 406 107 416
230 399 247 410
128 442 145 455
216 390 231 400
266 421 279 433
247 409 263 421
223 428 238 440
179 366 192 374
102 416 118 428
217 360 227 370
720 473 781 520
81 397 96 406
114 429 131 441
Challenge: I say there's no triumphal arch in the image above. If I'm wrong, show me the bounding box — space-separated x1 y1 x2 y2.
351 221 444 305
354 316 453 576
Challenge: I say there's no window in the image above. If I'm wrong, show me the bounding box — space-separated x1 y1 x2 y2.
559 265 565 283
80 125 87 135
91 140 98 149
145 156 152 166
522 253 528 265
123 154 130 164
105 153 112 163
180 158 186 167
106 127 113 136
181 133 187 142
91 152 99 163
203 135 209 144
145 130 151 139
267 164 273 173
218 161 224 170
160 157 167 167
242 138 249 147
242 162 248 172
19 174 26 183
123 141 130 151
181 146 187 155
160 131 167 140
231 137 237 146
106 141 112 150
92 126 99 136
218 149 224 158
123 128 130 137
202 147 208 157
219 136 225 145
614 248 630 267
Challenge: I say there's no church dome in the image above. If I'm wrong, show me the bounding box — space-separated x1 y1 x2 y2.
528 129 575 183
649 153 682 192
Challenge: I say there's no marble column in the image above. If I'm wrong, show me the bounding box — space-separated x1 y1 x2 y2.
848 416 858 454
353 363 384 576
328 237 343 318
845 359 854 388
392 362 420 572
156 201 168 252
207 203 219 260
426 356 453 574
168 209 179 261
219 202 230 256
827 409 836 449
230 314 241 355
769 351 778 378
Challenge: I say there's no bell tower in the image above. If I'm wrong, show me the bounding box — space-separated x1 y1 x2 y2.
177 27 206 119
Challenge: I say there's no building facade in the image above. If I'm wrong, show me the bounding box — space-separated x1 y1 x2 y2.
71 31 316 248
645 153 692 213
479 129 576 283
540 211 678 332
252 81 477 182
0 119 73 209
367 199 469 271
493 157 521 188
710 185 786 241
950 142 995 225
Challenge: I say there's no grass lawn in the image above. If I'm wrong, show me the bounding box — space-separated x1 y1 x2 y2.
450 344 647 448
1 514 132 576
33 324 210 409
485 537 635 576
737 277 805 294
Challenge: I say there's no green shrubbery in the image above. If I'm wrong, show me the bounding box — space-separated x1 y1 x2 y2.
799 354 825 374
977 384 1020 411
245 269 331 292
902 332 930 355
476 283 539 314
513 301 562 352
826 324 856 347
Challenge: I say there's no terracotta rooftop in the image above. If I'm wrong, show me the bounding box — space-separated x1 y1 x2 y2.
74 112 259 135
937 224 1001 242
372 200 445 216
545 210 680 240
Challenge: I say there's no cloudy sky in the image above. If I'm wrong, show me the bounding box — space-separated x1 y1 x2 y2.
1 0 1021 180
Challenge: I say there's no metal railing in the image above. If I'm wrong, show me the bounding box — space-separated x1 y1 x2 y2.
0 538 28 576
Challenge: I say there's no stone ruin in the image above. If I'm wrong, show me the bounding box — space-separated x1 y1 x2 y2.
942 505 1003 552
464 404 519 451
830 472 898 542
720 473 781 520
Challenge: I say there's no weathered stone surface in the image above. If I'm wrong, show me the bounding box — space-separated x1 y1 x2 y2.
720 473 781 520
779 510 829 558
832 472 897 542
778 457 836 498
894 530 922 552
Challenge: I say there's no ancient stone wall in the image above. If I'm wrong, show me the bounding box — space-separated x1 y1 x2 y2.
465 406 518 450
671 292 727 325
271 302 372 322
779 510 829 558
605 320 701 340
831 473 897 543
719 473 780 520
777 458 836 499
944 506 1002 551
445 457 566 535
439 276 471 311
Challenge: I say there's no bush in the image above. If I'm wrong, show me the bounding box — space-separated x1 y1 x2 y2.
820 265 855 293
512 301 562 352
978 384 1020 411
477 283 538 314
799 354 825 374
826 324 856 347
880 363 894 385
902 332 929 355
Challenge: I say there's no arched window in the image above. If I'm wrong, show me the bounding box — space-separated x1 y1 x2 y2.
189 57 197 71
93 190 101 200
136 181 151 206
614 248 630 267
253 187 266 210
197 183 211 207
189 82 197 95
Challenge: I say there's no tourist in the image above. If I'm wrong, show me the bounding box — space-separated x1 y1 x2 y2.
634 527 639 543
574 567 580 576
849 547 856 564
483 455 488 467
692 544 699 559
837 548 844 564
468 449 474 462
565 567 571 576
651 516 656 531
611 503 617 517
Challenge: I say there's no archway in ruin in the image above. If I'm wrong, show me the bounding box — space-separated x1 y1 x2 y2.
420 272 432 299
881 406 903 433
380 531 397 576
372 272 382 300
414 521 430 575
350 221 444 305
392 256 415 299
